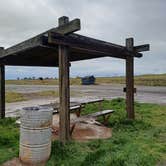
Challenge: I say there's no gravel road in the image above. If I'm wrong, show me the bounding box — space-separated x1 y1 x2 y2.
5 84 166 117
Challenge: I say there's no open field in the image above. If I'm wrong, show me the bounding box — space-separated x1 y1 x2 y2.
5 78 80 85
96 73 166 86
1 99 166 165
6 74 166 86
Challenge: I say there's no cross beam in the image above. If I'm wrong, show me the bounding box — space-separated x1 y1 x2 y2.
125 38 150 119
48 16 81 36
57 16 81 144
52 17 80 35
48 32 143 58
134 44 150 52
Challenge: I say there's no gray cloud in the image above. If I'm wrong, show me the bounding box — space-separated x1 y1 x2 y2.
0 0 165 79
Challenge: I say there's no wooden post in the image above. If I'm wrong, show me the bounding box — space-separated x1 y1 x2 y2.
126 38 135 119
59 17 71 143
0 47 5 118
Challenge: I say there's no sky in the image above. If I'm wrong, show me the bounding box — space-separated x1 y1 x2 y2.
0 0 165 79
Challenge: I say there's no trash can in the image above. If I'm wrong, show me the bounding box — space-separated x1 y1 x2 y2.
19 106 53 164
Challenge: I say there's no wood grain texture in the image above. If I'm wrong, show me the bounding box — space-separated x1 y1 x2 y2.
58 17 71 143
126 38 135 119
59 45 70 143
48 32 142 58
54 17 80 35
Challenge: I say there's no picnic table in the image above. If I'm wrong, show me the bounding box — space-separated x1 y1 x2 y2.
40 99 108 117
40 101 81 114
41 99 115 136
40 99 104 115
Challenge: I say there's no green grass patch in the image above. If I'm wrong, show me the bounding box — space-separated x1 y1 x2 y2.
0 99 166 165
47 98 166 166
0 118 19 164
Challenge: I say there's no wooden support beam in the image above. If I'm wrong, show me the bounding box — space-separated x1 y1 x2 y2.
0 47 5 118
126 38 135 119
48 32 143 58
58 16 71 144
134 44 150 52
53 17 80 35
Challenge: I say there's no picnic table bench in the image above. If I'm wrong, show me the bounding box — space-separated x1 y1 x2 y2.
42 99 115 136
84 109 115 125
69 109 115 135
74 99 104 117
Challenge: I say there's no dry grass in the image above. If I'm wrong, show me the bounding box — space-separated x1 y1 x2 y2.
96 73 166 86
5 92 26 103
5 90 81 103
5 74 166 86
6 78 81 85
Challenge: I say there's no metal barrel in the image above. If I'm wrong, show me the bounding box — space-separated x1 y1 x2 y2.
19 106 53 164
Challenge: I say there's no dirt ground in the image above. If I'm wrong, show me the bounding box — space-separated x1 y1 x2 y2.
6 84 166 104
5 84 166 117
52 114 112 141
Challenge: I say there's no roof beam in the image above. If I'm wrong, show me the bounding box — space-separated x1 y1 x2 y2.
134 44 150 52
48 32 142 58
53 17 81 35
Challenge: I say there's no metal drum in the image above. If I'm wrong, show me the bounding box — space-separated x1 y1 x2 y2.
19 106 53 164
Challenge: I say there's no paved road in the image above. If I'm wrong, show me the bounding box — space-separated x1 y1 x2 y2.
6 84 166 105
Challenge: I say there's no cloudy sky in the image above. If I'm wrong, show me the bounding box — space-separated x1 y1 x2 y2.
0 0 165 79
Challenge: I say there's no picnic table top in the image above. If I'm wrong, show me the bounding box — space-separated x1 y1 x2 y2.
40 101 81 110
40 99 104 110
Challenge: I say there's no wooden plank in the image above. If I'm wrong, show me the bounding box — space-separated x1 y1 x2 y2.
0 64 5 119
48 32 143 58
59 17 71 144
87 110 115 117
81 99 104 105
53 16 81 35
134 44 150 52
126 38 135 119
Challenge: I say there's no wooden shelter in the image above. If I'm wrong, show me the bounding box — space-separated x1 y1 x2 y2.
0 16 149 143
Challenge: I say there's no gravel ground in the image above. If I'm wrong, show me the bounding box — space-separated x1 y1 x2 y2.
5 84 166 117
